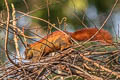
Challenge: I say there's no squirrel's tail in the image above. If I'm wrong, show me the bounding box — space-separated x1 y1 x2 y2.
70 28 113 44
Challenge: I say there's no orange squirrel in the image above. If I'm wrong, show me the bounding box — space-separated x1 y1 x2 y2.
25 28 112 62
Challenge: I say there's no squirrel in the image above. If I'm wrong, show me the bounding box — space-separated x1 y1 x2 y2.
24 28 112 62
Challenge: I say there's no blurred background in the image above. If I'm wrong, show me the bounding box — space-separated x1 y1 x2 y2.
0 0 120 63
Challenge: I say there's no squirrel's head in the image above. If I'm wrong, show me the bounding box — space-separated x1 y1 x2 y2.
24 44 33 60
24 43 45 62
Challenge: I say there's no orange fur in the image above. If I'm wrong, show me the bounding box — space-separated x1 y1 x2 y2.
25 31 71 61
71 28 112 44
25 28 112 62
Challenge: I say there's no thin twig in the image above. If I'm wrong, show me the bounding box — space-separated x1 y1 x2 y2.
11 3 21 61
4 0 19 68
79 53 120 78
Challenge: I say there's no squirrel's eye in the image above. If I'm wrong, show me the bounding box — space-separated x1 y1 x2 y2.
25 49 33 59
